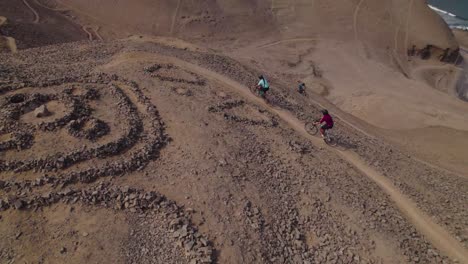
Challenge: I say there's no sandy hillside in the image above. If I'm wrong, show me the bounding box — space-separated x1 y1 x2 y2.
0 16 17 53
0 0 468 264
454 30 468 47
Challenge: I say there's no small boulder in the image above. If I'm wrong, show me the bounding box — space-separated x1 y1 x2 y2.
34 105 50 118
217 91 228 98
13 199 25 210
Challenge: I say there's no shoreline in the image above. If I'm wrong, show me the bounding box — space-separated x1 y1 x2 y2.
428 5 468 21
429 5 468 30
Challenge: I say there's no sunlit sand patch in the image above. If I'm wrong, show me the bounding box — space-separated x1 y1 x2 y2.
0 16 17 53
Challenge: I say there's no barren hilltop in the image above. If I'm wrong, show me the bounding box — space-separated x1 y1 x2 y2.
0 1 467 263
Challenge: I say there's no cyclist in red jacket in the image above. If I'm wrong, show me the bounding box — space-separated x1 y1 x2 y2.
314 109 334 138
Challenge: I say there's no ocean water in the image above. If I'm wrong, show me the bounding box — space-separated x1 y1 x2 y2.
427 0 468 30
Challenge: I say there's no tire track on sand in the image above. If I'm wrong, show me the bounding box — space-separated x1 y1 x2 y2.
256 38 319 49
22 0 40 23
94 26 103 41
34 0 69 11
170 0 181 36
82 26 94 41
404 0 415 62
161 56 468 263
353 0 365 43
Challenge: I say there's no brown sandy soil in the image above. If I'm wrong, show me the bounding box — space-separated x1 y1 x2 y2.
0 39 467 264
0 204 129 263
0 0 86 49
453 29 468 49
230 38 468 175
0 16 17 53
0 1 468 264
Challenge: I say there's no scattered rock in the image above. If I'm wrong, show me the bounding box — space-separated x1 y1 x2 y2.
60 247 67 254
34 105 51 118
13 199 25 210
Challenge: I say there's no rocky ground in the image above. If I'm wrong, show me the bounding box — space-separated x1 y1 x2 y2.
0 39 467 263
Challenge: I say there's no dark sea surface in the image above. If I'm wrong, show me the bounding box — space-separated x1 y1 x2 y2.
427 0 468 30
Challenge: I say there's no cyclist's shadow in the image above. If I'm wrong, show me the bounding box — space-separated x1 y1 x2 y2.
328 125 359 150
335 139 357 150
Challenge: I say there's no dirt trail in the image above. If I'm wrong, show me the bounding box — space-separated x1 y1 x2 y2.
353 0 365 43
82 26 94 41
32 0 104 42
81 26 102 41
34 0 69 11
94 26 103 41
22 0 40 23
55 0 126 35
404 0 415 62
157 55 468 263
256 38 319 49
170 0 181 36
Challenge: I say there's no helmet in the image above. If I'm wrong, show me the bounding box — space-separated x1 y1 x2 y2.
258 75 264 79
321 109 328 115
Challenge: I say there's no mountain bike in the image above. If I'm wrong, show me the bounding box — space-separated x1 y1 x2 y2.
249 85 273 105
304 121 337 146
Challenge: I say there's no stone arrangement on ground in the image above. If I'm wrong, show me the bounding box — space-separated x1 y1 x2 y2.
0 38 466 264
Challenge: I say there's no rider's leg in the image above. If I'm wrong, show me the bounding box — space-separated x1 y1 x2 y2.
320 124 330 138
262 88 269 99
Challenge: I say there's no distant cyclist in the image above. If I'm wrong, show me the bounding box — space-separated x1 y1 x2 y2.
314 109 334 138
298 81 306 94
256 75 270 97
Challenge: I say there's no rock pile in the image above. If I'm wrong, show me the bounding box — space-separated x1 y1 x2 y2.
144 64 206 86
67 117 110 141
0 131 34 152
208 100 278 127
0 182 214 263
0 73 167 193
34 105 50 118
207 100 245 112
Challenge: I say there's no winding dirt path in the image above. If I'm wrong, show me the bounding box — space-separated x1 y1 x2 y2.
82 26 94 41
34 0 104 41
160 55 468 262
34 0 69 11
22 0 40 23
404 0 415 62
353 0 365 43
256 38 319 49
389 3 411 78
393 18 402 57
55 0 126 35
170 0 181 36
94 26 103 41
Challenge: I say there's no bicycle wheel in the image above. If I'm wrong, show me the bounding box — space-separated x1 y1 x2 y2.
250 86 261 98
305 122 318 135
325 135 338 146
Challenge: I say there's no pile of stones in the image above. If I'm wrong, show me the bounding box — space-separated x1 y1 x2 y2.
0 182 214 263
0 73 168 193
144 64 206 86
67 117 110 141
208 99 278 127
